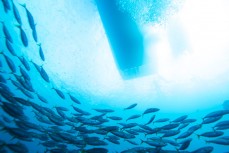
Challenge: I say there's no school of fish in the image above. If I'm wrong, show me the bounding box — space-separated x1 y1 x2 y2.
0 0 229 153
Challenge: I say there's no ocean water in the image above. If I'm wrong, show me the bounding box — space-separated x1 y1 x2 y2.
0 0 229 153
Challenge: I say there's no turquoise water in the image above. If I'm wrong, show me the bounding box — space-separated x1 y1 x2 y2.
0 0 229 152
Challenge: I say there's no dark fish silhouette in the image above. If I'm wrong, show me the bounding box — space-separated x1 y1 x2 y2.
124 103 137 110
17 56 30 71
12 2 22 24
15 24 28 47
142 108 160 116
1 0 11 13
107 116 122 120
179 138 192 150
1 21 13 43
1 53 16 73
68 93 81 104
191 146 214 153
197 131 224 139
37 43 45 61
144 115 155 125
20 4 36 30
126 114 141 121
53 87 65 99
5 39 17 56
40 66 49 82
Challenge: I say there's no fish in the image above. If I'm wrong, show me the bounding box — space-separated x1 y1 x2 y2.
1 53 16 73
15 24 28 47
178 123 190 130
120 123 138 129
85 148 108 153
179 138 192 150
93 108 114 113
172 115 188 123
126 139 138 145
1 21 13 43
14 74 35 92
1 102 25 118
17 56 30 71
206 137 229 145
161 130 180 138
214 120 229 129
2 115 12 123
124 103 137 110
204 110 229 119
142 108 160 116
144 115 155 125
107 116 122 120
68 93 81 104
36 93 48 103
182 118 196 124
18 86 34 99
162 139 179 147
202 115 222 124
197 131 224 139
191 146 214 153
0 75 7 83
5 39 17 56
100 126 119 132
215 125 229 130
37 44 45 61
160 123 179 130
105 137 120 144
32 28 38 42
6 142 29 153
53 87 65 99
31 60 41 72
188 124 202 132
40 66 50 82
176 130 193 140
12 2 22 24
111 131 135 139
140 139 167 147
20 4 36 30
125 129 139 135
1 0 11 13
126 114 141 121
19 66 30 80
138 124 154 132
154 118 170 123
14 96 32 106
71 105 90 115
54 106 69 111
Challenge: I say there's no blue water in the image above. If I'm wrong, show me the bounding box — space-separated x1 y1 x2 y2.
0 0 229 153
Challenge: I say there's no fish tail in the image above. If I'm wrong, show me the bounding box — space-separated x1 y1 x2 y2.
140 139 144 144
19 3 26 8
14 23 21 28
37 43 41 46
196 134 200 139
